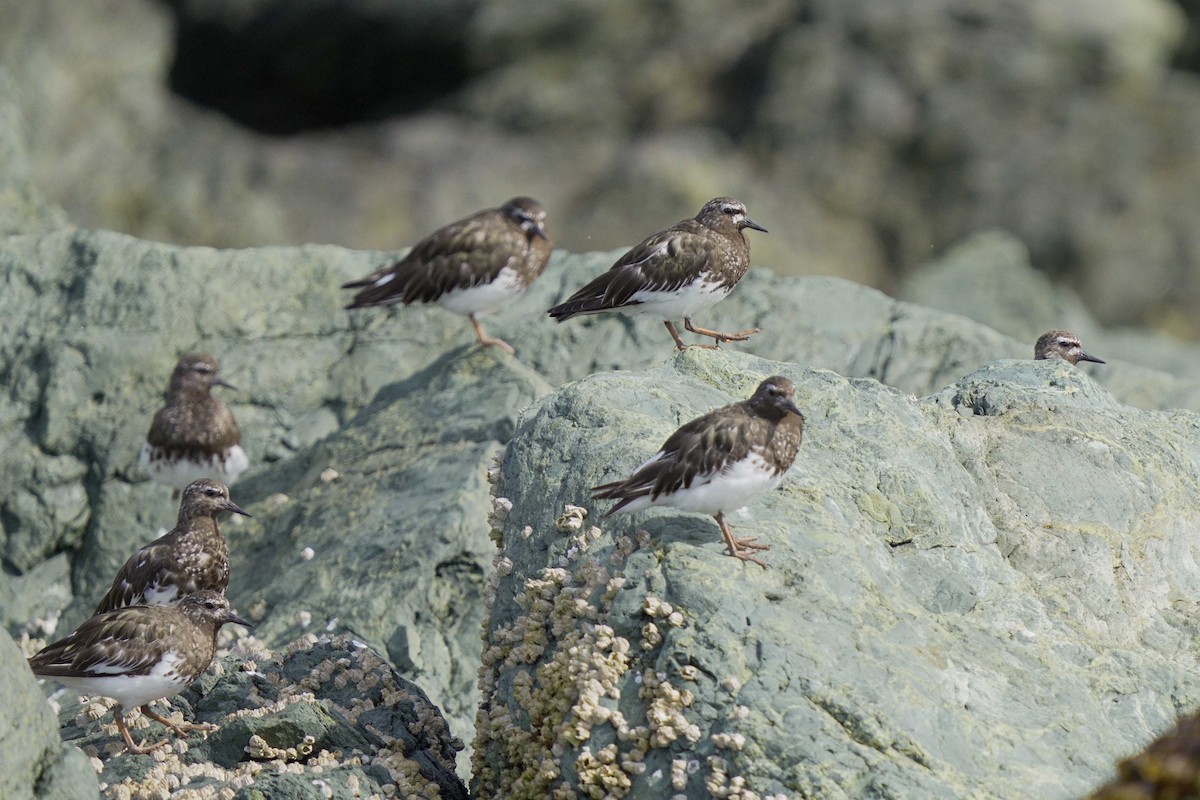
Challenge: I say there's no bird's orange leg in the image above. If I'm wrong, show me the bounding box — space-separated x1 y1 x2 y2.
715 512 770 569
141 705 217 737
114 706 168 754
684 317 760 346
470 315 516 356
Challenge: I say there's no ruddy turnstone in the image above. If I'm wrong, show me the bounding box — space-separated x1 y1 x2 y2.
548 197 766 350
592 375 804 568
139 354 248 495
93 479 250 615
342 197 552 356
1034 330 1105 365
28 590 251 754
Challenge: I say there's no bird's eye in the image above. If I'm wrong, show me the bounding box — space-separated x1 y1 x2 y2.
722 206 737 215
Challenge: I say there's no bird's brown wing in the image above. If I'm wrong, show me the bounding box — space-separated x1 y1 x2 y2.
343 210 519 308
593 401 757 512
29 607 171 677
548 221 718 319
92 535 194 615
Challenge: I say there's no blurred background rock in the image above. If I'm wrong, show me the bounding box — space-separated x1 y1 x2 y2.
3 0 1200 334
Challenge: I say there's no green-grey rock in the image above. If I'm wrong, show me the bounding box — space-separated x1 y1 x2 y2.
0 67 66 236
0 632 98 800
477 348 1200 799
6 218 1200 798
52 633 465 799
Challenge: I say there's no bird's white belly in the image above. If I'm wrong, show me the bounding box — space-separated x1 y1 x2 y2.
625 275 731 320
438 266 526 317
140 443 249 491
621 452 783 516
56 652 189 708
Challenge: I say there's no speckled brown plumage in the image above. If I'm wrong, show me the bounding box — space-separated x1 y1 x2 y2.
93 479 250 615
1034 330 1105 366
29 590 250 754
140 354 248 492
343 197 552 355
593 376 804 567
548 197 767 350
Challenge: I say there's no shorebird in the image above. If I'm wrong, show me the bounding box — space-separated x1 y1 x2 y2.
140 354 248 496
593 375 804 568
343 197 552 356
28 591 251 754
93 479 250 615
1034 330 1105 366
548 197 766 350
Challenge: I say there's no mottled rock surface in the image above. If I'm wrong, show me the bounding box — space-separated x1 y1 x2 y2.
7 38 1200 795
5 215 1200 798
478 349 1200 799
7 0 1200 328
46 634 466 799
0 632 98 799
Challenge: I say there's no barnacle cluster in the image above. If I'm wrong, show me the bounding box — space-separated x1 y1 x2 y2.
473 488 783 799
88 634 463 799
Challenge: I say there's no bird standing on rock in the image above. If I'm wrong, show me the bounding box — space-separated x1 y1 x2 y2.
592 375 804 568
342 197 552 356
548 197 767 350
28 591 251 754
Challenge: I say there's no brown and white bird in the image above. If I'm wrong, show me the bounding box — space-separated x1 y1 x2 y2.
548 197 767 350
1034 330 1105 366
28 590 251 754
592 375 804 568
342 197 552 356
93 479 250 615
139 354 248 496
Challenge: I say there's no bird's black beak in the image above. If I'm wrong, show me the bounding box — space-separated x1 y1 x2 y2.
1077 351 1105 364
226 612 254 629
224 499 252 518
213 376 238 390
532 223 549 241
741 217 768 233
783 400 803 419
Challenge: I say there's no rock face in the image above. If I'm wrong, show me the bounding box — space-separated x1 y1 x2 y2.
5 211 1200 797
50 634 467 799
8 41 1200 797
0 633 98 800
477 349 1200 799
7 0 1200 328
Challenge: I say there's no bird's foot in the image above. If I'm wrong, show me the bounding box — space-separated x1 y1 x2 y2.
116 715 169 754
479 337 516 356
470 316 516 355
731 535 771 552
684 319 760 345
727 546 770 569
141 706 217 737
123 735 170 755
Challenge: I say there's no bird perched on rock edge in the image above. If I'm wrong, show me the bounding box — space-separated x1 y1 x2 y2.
342 197 552 356
592 375 804 568
548 197 767 350
28 590 251 754
140 354 248 496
